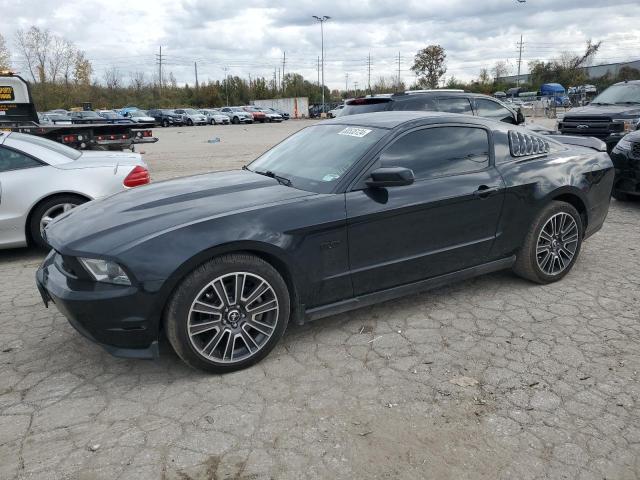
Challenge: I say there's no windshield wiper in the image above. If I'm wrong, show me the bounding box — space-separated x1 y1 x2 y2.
250 168 292 186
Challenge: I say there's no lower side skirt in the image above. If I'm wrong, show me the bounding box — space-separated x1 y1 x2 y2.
304 256 516 322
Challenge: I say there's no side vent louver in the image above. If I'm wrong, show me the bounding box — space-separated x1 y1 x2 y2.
509 130 549 157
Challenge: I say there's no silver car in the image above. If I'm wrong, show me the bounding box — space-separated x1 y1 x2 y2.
255 107 283 122
0 132 149 249
173 108 208 126
199 109 231 125
219 107 254 124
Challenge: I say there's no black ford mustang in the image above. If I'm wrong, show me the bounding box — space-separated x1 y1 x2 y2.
36 112 614 373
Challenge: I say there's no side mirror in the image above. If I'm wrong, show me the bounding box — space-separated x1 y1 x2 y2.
516 108 525 125
366 166 415 188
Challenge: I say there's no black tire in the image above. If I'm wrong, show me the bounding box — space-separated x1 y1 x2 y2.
513 201 583 284
29 194 88 249
232 116 240 124
165 253 291 373
187 119 193 126
612 190 630 202
162 119 169 127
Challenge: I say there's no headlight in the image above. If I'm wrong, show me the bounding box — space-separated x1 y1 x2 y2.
613 118 640 133
614 137 633 152
79 257 131 285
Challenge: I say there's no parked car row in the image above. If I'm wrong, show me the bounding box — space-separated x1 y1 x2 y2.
129 106 290 127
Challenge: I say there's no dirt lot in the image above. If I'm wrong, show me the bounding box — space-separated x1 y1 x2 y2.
1 120 640 479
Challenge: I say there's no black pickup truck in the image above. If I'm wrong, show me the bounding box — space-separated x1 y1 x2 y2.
558 80 640 152
0 72 158 151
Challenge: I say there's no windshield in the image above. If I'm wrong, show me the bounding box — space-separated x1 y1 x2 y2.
100 112 118 118
131 110 147 117
592 83 640 104
183 109 199 115
248 124 386 193
9 132 81 160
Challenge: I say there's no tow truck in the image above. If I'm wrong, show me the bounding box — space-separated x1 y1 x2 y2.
0 71 158 151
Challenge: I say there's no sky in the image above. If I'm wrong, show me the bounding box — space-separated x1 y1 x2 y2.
1 0 640 90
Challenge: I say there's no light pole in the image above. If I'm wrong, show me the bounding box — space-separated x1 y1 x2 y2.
312 15 330 115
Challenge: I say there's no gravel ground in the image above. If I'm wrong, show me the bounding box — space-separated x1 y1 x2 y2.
1 120 639 479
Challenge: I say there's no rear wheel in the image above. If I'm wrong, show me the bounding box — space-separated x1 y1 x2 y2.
162 119 169 127
513 201 583 284
30 194 88 248
187 118 194 126
165 253 290 373
232 116 240 124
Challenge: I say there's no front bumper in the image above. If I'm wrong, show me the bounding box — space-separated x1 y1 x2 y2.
36 250 160 359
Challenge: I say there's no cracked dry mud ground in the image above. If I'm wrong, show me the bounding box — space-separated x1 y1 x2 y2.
1 124 640 479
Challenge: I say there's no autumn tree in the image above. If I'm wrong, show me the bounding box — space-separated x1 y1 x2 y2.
477 68 491 85
73 51 92 85
492 61 509 82
411 45 447 89
0 34 10 70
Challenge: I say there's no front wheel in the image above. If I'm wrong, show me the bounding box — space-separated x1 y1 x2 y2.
30 194 88 248
165 253 290 373
187 119 193 126
162 119 169 127
513 201 583 284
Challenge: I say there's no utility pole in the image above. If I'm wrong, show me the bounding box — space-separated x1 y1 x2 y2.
397 52 401 91
194 61 198 89
277 67 280 93
354 81 358 97
367 52 371 94
223 66 229 106
317 56 320 87
282 51 286 95
345 73 349 96
516 35 524 87
273 68 277 94
312 15 330 115
156 46 164 95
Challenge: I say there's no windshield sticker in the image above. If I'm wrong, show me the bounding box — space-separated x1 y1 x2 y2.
322 173 340 182
338 127 372 138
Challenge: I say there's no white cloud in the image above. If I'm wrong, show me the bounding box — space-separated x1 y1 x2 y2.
1 0 639 88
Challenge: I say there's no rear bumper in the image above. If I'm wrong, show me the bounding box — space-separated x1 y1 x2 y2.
36 251 160 359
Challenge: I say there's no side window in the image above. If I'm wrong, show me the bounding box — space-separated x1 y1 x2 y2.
0 147 42 173
475 99 514 121
394 97 437 111
437 97 472 114
379 127 490 180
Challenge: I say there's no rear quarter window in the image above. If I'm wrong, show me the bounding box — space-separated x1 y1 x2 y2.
342 99 391 116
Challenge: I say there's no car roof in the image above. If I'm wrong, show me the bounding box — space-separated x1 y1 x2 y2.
613 80 640 86
322 111 484 129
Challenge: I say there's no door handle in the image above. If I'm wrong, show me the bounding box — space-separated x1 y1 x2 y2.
473 185 500 198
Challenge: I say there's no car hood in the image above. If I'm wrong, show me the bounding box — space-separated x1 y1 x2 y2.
45 169 316 255
55 151 144 170
564 105 640 118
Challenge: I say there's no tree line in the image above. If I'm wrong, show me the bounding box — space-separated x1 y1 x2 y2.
0 28 637 112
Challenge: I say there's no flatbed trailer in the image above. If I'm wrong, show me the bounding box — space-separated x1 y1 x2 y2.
0 72 158 151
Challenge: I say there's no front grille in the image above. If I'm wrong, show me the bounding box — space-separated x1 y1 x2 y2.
560 116 614 138
632 142 640 160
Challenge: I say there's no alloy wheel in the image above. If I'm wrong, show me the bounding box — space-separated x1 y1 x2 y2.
40 203 77 237
187 272 279 363
536 212 579 275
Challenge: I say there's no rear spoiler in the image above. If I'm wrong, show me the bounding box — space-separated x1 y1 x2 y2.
547 134 607 152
